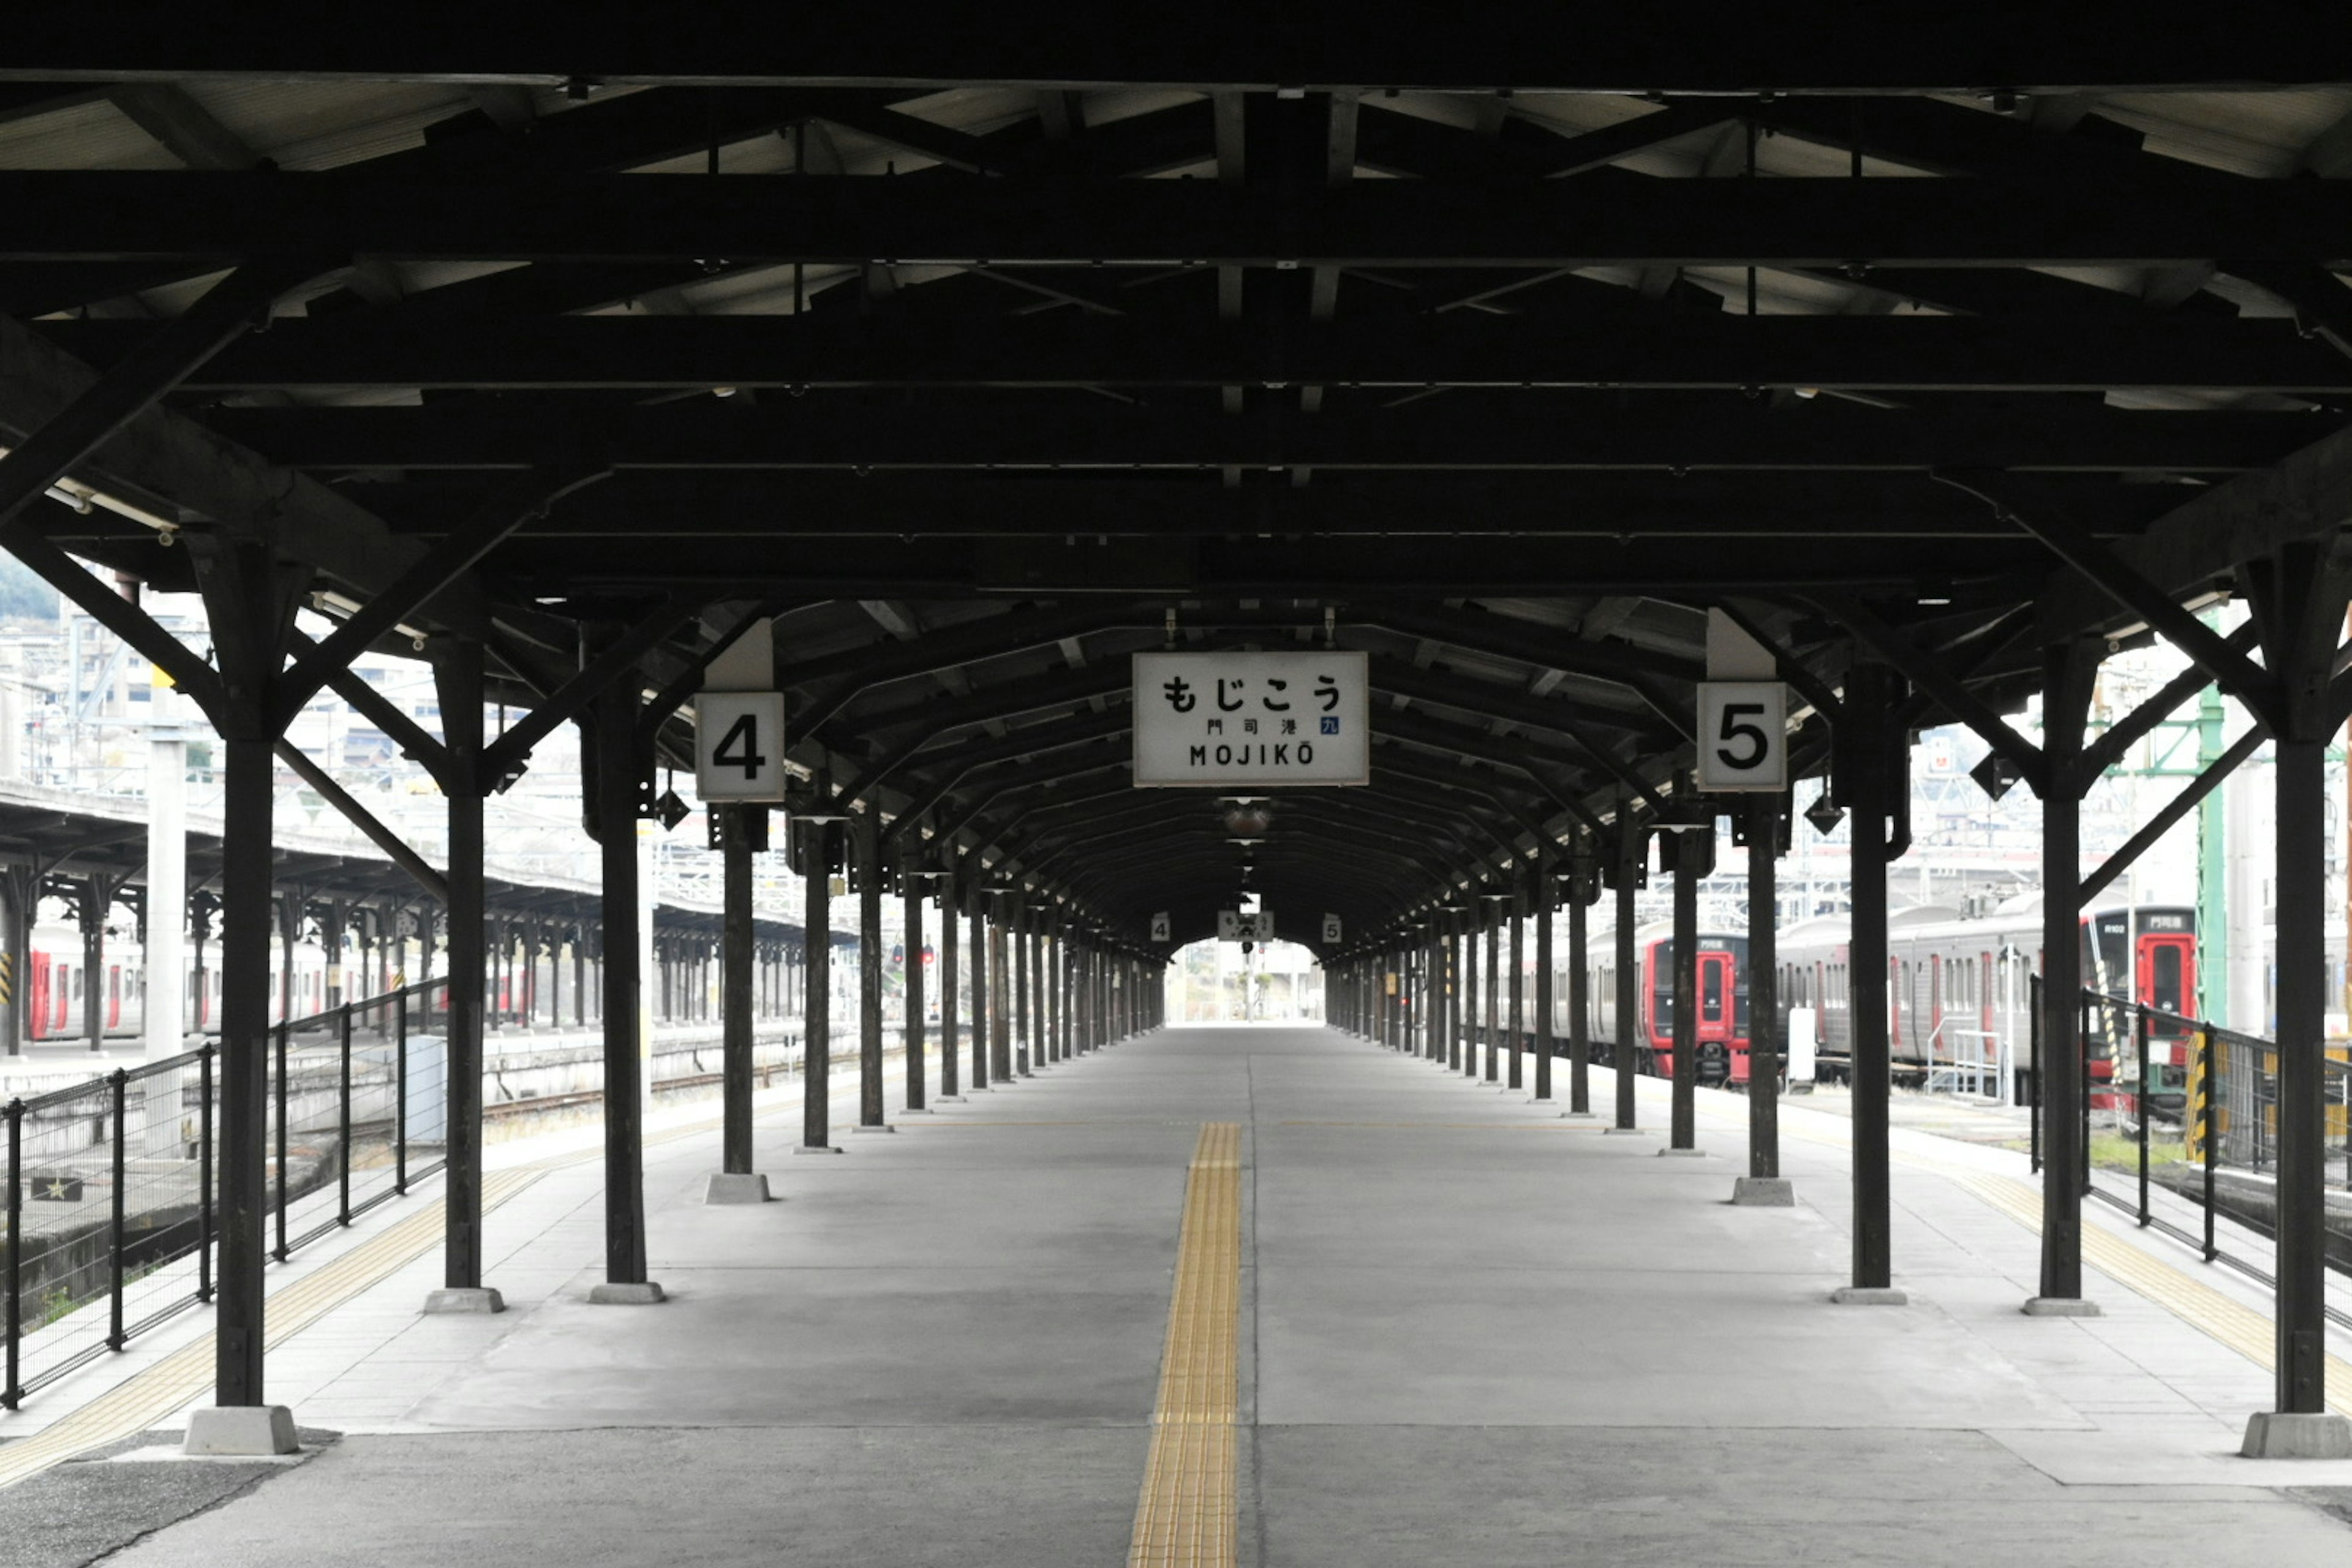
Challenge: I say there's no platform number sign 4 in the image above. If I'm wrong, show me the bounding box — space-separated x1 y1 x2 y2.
695 692 788 802
1695 682 1788 793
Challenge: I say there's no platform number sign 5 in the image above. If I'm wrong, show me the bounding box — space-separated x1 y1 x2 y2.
695 692 788 802
1695 682 1788 793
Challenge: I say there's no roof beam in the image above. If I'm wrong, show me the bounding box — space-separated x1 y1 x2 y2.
71 312 2348 393
200 393 2319 477
8 170 2348 267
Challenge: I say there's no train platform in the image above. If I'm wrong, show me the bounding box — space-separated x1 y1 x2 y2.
6 1023 2352 1567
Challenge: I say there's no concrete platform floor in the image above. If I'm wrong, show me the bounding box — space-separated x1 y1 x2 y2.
13 1023 2352 1566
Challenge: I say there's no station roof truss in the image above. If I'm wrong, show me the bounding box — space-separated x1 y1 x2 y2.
2 15 2349 961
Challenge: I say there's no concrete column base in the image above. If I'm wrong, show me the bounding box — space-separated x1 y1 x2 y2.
2021 1296 2103 1318
1602 1126 1647 1136
421 1285 507 1314
702 1172 772 1204
851 1123 897 1134
1561 1110 1599 1120
899 1106 934 1114
2241 1411 2352 1458
183 1405 300 1456
1830 1286 1908 1306
792 1145 843 1156
587 1280 666 1305
1730 1177 1795 1206
934 1095 968 1104
1656 1146 1706 1158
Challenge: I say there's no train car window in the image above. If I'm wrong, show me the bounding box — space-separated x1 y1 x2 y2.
2150 941 2187 1016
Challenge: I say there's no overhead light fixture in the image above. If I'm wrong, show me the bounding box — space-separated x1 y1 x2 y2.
0 442 182 539
311 589 431 650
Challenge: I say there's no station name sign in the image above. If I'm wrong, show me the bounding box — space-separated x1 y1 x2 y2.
1133 651 1370 788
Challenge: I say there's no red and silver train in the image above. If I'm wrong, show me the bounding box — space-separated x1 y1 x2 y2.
1551 899 2198 1101
20 922 554 1043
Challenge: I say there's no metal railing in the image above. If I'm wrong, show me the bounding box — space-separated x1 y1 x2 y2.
2030 986 2352 1329
4 978 451 1408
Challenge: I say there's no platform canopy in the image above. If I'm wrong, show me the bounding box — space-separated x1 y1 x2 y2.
2 10 2349 956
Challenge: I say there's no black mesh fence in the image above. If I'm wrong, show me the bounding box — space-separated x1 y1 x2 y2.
4 978 449 1407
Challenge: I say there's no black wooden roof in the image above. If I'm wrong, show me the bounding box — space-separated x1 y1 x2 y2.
2 17 2348 957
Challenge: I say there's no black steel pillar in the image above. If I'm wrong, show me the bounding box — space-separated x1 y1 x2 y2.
903 865 926 1111
721 805 757 1172
1843 662 1897 1296
939 865 962 1099
1745 794 1782 1183
990 903 1013 1080
802 820 835 1148
2037 640 2097 1304
2247 546 2349 1430
1444 913 1462 1070
1509 867 1526 1091
1668 826 1702 1152
216 731 275 1403
1613 817 1642 1131
78 878 105 1052
1482 905 1500 1083
856 812 885 1129
968 889 990 1089
592 670 652 1291
435 642 488 1295
1012 897 1031 1075
1568 844 1594 1117
1534 846 1554 1101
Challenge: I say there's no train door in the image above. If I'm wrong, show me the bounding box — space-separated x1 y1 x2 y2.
2139 930 2197 1109
1929 954 1943 1061
107 964 121 1030
55 962 72 1037
1697 948 1736 1083
28 951 48 1039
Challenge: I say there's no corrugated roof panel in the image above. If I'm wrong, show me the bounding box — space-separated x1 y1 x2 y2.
181 80 477 171
0 98 182 170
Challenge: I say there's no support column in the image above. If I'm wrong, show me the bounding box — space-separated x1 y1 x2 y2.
2028 641 2098 1314
1013 896 1033 1075
1508 867 1526 1091
968 887 990 1090
1533 855 1555 1101
938 864 963 1102
799 820 839 1153
1482 903 1500 1084
903 863 927 1112
704 804 769 1202
1666 824 1703 1155
1834 662 1902 1306
588 667 662 1304
214 734 279 1406
424 640 501 1308
1734 794 1792 1205
1610 815 1643 1134
991 906 1013 1081
2242 548 2352 1457
854 811 889 1133
1444 911 1463 1071
1567 842 1596 1118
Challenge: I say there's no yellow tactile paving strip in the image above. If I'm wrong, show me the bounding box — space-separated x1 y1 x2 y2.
1754 1107 2352 1417
0 1167 544 1490
1939 1165 2352 1419
1128 1121 1243 1568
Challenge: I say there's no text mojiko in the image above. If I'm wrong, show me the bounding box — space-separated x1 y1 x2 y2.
1133 651 1369 787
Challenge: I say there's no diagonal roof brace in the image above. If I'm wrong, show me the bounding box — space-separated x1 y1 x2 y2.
1934 468 2281 724
1811 593 2050 797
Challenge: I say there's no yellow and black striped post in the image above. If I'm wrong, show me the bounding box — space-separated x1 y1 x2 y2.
2186 1028 2210 1163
